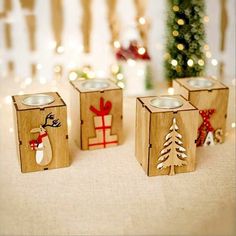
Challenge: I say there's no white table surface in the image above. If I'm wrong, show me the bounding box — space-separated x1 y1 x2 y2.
0 77 235 236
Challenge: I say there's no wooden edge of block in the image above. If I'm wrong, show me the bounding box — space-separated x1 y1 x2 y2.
81 87 123 94
55 91 66 106
79 93 83 149
137 96 197 114
12 92 66 111
178 94 199 111
12 95 18 110
69 79 122 93
147 113 152 177
69 80 79 92
136 97 152 113
174 78 229 92
12 103 24 172
14 104 66 112
136 98 151 176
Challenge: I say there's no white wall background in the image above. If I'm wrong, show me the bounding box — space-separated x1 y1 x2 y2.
0 0 235 82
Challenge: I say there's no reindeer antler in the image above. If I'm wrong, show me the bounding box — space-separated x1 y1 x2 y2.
42 112 61 128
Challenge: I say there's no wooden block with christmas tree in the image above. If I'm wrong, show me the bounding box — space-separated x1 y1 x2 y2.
173 77 229 146
12 92 70 173
70 79 122 150
135 95 198 176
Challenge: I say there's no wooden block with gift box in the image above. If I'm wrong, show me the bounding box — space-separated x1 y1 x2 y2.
70 79 123 150
173 77 229 146
12 92 70 173
135 95 198 176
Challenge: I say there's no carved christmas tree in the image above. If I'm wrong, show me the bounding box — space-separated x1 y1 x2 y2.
157 118 188 176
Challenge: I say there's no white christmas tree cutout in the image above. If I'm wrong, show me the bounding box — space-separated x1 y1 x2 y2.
157 118 188 176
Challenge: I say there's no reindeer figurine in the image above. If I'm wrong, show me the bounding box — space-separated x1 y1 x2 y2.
29 112 61 166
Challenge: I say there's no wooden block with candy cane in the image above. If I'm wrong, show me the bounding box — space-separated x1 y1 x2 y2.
135 95 198 176
12 92 70 173
173 77 229 146
70 79 122 150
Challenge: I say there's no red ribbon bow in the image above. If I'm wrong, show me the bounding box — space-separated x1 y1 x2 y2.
90 97 112 116
29 132 48 150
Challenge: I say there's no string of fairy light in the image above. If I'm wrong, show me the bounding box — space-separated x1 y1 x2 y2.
164 3 218 78
0 3 224 87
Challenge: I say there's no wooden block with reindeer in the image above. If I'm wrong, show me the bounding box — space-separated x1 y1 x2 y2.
12 92 70 173
173 77 229 146
70 79 122 150
135 95 198 176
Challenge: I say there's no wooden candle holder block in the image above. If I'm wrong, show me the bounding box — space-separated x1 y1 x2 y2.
135 95 198 176
70 79 123 150
173 77 229 146
12 92 70 173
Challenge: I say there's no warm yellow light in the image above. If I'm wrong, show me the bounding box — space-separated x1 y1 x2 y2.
177 19 184 25
206 51 212 58
172 5 179 12
117 73 124 80
172 30 179 36
138 47 146 55
211 59 218 66
49 41 57 50
138 17 146 25
171 59 178 66
187 59 194 67
164 53 171 60
231 122 236 128
204 44 209 50
117 81 125 88
204 16 209 22
54 65 62 73
36 64 42 70
111 64 119 74
56 46 64 54
113 40 121 49
177 44 184 50
168 87 175 95
69 71 78 81
198 59 205 66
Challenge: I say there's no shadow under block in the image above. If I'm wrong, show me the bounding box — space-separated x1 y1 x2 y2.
70 79 123 150
12 92 70 173
135 95 198 177
173 77 229 145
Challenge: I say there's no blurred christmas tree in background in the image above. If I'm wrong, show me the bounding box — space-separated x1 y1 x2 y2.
165 0 206 81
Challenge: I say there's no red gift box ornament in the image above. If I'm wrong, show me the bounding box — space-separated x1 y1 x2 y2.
88 97 118 149
115 41 151 61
